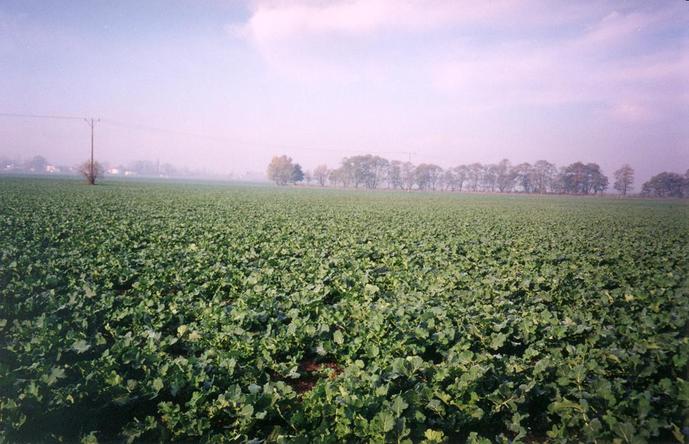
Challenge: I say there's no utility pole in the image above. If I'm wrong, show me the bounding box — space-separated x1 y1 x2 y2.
84 118 100 184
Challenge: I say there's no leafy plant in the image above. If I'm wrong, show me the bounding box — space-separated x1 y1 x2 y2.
1 177 688 442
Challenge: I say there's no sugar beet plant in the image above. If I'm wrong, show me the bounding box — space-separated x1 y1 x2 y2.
1 177 688 443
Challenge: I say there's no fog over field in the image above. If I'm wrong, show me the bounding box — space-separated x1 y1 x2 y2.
1 0 688 183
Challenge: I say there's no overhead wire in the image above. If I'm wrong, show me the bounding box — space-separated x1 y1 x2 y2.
0 112 88 121
0 112 420 160
99 118 416 157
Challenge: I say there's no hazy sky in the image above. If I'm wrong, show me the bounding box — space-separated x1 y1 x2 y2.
1 0 687 183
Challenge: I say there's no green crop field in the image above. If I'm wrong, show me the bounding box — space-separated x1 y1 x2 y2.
1 177 688 443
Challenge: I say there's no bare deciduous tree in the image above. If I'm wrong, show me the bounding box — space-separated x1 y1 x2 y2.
453 165 468 192
415 163 443 191
613 164 634 196
78 160 104 185
401 162 416 191
313 164 329 187
533 160 557 193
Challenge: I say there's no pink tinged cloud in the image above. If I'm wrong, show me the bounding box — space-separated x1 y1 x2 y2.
233 0 523 40
431 7 689 122
228 0 537 82
230 1 688 124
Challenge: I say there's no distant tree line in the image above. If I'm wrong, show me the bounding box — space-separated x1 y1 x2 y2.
267 154 689 197
1 155 213 182
0 155 68 174
641 170 689 198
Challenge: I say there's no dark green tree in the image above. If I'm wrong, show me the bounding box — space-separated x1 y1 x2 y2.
291 163 304 183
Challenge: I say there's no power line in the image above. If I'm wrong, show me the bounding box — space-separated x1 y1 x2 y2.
99 118 416 157
100 117 335 153
0 112 87 121
101 118 226 142
0 112 102 184
0 112 421 160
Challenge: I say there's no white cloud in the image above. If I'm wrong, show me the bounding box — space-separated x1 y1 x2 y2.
229 0 534 82
230 1 689 122
234 0 520 41
430 6 689 121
